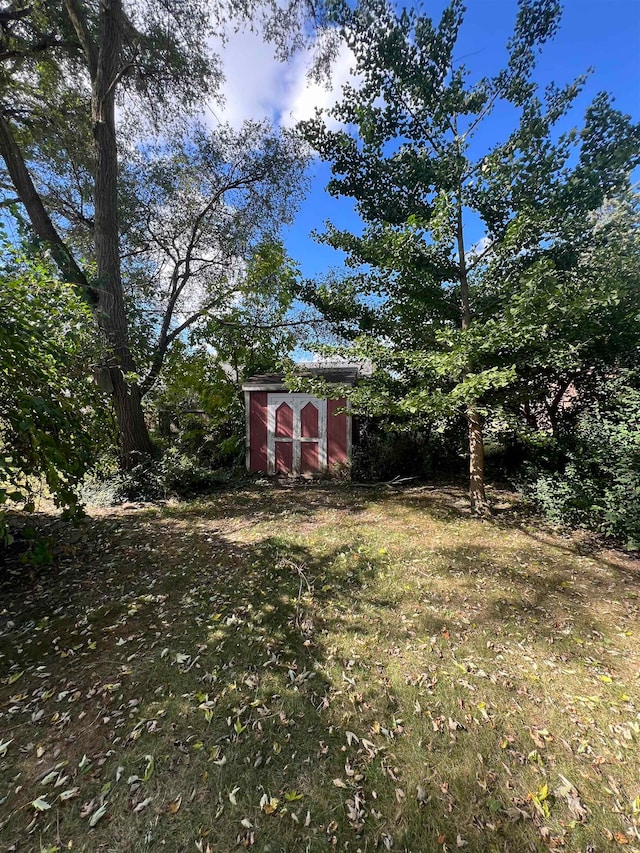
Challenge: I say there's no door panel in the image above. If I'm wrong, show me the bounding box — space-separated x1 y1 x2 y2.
300 402 319 438
300 442 319 473
275 403 293 438
275 441 293 473
267 394 327 475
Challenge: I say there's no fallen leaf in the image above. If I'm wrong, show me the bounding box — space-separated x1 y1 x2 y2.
166 795 182 814
261 796 279 815
133 797 152 813
59 788 80 802
143 755 155 782
555 774 588 823
89 802 108 827
284 790 303 802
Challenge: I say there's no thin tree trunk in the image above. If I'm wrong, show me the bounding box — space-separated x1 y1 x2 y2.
455 190 489 514
545 378 572 438
90 0 153 467
468 406 486 507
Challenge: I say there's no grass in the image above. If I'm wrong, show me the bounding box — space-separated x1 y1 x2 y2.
0 482 639 852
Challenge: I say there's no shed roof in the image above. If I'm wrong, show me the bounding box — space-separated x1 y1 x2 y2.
241 366 358 391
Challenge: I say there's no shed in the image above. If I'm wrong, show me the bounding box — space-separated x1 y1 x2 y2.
241 367 358 476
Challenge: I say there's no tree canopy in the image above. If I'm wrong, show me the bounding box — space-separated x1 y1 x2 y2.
299 0 640 510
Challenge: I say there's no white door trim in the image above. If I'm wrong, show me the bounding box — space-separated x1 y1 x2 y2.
267 394 327 475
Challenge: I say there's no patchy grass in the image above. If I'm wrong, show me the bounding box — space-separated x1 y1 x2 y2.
0 483 639 852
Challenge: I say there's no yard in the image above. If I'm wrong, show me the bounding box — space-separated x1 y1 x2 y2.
0 483 638 852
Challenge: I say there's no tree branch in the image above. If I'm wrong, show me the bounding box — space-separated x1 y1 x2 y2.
0 35 79 63
0 111 98 305
62 0 98 78
466 236 496 271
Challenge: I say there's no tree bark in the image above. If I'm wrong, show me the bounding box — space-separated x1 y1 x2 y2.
456 189 489 514
88 0 153 467
468 406 486 508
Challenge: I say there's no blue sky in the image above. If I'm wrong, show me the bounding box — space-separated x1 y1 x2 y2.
217 0 640 279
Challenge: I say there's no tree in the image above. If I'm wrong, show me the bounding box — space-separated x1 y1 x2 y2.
299 0 640 511
119 123 307 397
0 0 332 468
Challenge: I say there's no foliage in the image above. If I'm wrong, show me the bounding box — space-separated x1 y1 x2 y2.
525 374 640 549
148 344 247 470
0 0 330 467
470 191 640 431
82 449 233 505
118 123 306 396
351 417 466 482
0 253 105 542
298 0 640 509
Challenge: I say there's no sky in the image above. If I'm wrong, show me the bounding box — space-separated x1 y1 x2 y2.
211 0 640 281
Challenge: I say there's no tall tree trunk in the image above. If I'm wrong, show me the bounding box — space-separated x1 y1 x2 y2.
90 0 153 468
468 406 486 508
456 192 489 514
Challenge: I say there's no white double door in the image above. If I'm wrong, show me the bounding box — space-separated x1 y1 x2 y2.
266 394 327 475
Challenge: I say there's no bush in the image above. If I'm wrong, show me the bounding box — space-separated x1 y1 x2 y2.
82 448 233 505
523 377 640 549
146 344 247 470
0 255 104 544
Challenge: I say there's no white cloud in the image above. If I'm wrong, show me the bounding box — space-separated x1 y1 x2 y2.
466 235 492 264
208 27 356 131
209 28 286 127
279 42 356 129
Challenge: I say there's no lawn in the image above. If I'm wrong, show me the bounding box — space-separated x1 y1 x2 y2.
1 483 639 852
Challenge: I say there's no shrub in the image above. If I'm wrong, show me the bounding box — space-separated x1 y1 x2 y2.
351 418 466 482
82 448 233 505
0 255 103 545
524 377 640 549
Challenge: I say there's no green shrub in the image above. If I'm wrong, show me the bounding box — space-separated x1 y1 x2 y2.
82 448 232 505
524 377 640 549
0 255 104 545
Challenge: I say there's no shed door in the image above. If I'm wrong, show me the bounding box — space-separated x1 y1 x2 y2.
267 394 327 475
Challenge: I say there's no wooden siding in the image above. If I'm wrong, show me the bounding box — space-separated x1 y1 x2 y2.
249 391 268 472
246 391 351 476
327 398 348 469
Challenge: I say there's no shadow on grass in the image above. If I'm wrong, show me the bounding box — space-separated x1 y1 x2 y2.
1 503 445 850
1 484 637 851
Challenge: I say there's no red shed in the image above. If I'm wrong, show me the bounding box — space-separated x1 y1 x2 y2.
242 368 357 477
